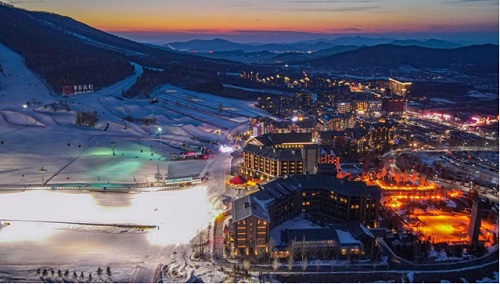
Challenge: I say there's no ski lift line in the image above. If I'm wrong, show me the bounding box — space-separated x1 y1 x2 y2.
160 105 228 130
161 95 241 117
161 100 232 121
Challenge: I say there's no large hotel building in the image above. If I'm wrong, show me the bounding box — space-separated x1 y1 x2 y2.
232 175 381 256
240 133 319 181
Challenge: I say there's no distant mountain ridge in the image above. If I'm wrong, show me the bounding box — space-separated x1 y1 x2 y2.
164 36 467 53
310 44 499 72
389 39 463 49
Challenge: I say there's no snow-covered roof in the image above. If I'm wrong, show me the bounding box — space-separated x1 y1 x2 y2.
232 195 271 224
335 229 361 246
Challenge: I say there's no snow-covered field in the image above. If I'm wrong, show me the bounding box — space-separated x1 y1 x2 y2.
0 42 269 186
0 187 214 282
0 42 270 282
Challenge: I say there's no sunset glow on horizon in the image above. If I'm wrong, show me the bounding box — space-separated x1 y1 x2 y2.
9 0 498 43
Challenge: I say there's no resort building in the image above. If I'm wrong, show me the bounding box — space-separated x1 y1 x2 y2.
231 174 381 257
240 133 319 180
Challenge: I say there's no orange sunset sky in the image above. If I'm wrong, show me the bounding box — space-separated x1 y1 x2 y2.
8 0 499 43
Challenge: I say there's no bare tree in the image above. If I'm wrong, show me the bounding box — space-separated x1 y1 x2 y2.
268 238 277 262
191 229 207 258
300 236 306 261
346 249 352 271
310 243 319 262
106 266 112 279
272 257 280 272
372 256 380 274
410 171 418 184
331 254 337 272
287 240 297 260
231 264 236 276
242 260 252 272
321 244 330 260
287 254 294 272
301 256 308 274
394 171 402 185
255 238 267 262
334 247 340 262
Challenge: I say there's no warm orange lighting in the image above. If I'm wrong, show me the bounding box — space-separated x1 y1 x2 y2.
373 179 437 192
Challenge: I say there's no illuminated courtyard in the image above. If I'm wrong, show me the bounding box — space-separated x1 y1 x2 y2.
384 196 497 245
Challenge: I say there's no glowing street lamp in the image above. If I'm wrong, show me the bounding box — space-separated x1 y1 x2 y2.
22 104 28 125
158 127 162 151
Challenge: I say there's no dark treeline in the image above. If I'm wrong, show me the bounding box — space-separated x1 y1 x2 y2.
122 69 167 98
0 3 134 92
123 66 224 98
0 3 247 96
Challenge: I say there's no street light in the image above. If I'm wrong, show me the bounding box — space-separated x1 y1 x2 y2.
110 141 116 156
22 104 28 125
158 127 162 151
38 166 47 185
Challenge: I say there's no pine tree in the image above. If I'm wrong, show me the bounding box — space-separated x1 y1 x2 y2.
106 266 112 278
97 267 102 278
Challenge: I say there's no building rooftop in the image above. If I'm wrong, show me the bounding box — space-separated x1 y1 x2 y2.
284 227 339 243
250 133 313 147
259 174 381 199
243 144 305 161
233 174 381 225
319 131 347 140
232 195 271 224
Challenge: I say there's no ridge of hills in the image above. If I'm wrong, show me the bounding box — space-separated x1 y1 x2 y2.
164 37 466 53
0 3 246 95
0 2 497 100
309 44 499 73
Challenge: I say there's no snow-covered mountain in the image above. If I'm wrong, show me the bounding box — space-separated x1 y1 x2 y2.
0 41 269 186
0 3 245 93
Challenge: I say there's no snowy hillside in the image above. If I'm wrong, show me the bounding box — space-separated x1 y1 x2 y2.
0 42 269 186
0 41 273 282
